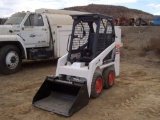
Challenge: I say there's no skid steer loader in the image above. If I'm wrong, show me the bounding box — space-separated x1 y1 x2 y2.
32 14 121 116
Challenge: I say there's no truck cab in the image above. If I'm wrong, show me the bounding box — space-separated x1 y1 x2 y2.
2 12 50 48
0 12 53 74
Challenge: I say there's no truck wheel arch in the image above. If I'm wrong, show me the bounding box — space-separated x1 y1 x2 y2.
0 41 27 59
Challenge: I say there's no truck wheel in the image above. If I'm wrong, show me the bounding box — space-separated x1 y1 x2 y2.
0 45 22 75
91 72 103 98
103 67 115 89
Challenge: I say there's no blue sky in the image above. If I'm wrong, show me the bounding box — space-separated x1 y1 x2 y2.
0 0 160 17
118 0 160 15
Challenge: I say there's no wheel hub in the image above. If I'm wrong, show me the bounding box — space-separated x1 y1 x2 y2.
109 72 114 86
96 77 103 94
6 51 19 69
11 56 16 63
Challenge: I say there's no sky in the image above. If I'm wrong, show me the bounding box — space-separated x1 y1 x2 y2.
0 0 160 17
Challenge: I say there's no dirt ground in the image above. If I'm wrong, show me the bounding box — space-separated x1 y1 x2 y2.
0 26 160 120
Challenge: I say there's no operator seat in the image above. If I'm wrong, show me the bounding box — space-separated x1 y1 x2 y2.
80 33 95 62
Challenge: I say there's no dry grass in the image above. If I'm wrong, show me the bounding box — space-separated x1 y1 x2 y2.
142 45 152 52
141 37 160 53
150 37 160 52
139 51 147 57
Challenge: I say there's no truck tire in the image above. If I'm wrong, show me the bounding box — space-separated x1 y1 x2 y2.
91 72 103 98
103 66 115 89
0 45 22 75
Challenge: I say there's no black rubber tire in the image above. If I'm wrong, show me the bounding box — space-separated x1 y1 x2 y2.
103 66 115 89
90 72 103 98
0 45 22 75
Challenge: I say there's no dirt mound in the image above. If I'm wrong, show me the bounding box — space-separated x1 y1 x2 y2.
121 26 160 66
64 4 154 21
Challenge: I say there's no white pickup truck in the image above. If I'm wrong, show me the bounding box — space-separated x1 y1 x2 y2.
0 9 89 74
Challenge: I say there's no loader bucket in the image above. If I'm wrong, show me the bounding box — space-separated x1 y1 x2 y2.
32 77 89 116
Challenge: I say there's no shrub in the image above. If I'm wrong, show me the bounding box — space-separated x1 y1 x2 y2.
142 45 152 52
150 37 160 52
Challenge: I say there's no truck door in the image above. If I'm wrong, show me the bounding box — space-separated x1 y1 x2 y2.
20 13 49 48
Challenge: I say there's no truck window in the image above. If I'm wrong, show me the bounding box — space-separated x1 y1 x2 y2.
4 13 26 25
24 14 44 26
37 15 44 26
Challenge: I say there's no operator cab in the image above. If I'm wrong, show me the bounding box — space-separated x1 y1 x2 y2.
67 14 115 64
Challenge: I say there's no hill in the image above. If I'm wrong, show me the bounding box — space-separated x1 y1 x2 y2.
64 4 154 21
